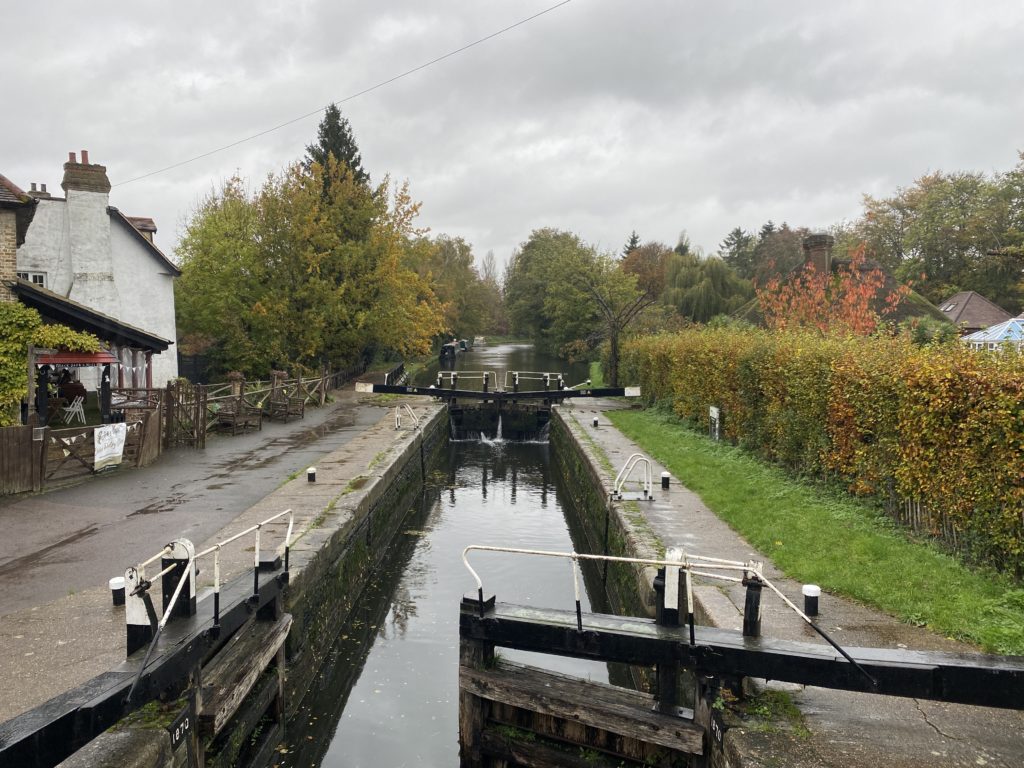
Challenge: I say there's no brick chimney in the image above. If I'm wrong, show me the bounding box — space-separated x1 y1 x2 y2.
61 150 111 194
802 233 835 274
60 150 119 312
27 182 52 200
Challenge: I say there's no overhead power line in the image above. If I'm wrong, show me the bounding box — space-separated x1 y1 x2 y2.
116 0 573 187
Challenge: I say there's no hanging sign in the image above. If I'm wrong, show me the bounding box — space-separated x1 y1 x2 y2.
94 423 127 470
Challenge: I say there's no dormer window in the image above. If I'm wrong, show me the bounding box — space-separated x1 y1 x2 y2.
17 271 46 288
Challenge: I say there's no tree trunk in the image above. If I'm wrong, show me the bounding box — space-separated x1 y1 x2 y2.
607 330 620 388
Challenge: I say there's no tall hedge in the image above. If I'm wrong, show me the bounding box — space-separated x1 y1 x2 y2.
620 329 1024 573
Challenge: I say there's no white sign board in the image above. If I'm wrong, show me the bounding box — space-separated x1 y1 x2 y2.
94 423 127 471
709 406 721 441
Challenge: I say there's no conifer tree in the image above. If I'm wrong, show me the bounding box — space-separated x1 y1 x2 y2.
305 104 369 186
622 230 641 257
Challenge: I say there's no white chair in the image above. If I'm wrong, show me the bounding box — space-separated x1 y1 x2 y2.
62 396 86 425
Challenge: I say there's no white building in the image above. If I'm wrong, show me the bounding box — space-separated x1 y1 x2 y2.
15 151 179 387
963 317 1024 352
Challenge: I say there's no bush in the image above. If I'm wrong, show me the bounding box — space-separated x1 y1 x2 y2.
621 328 1024 574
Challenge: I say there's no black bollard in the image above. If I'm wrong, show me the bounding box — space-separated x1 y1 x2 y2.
803 584 820 617
742 575 762 638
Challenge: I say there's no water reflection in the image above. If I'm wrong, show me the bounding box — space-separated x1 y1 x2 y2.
278 344 603 767
279 432 608 767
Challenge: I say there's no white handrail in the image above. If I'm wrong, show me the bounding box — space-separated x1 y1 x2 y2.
395 404 420 429
457 542 874 684
503 371 565 386
461 544 757 595
613 453 653 499
130 508 294 625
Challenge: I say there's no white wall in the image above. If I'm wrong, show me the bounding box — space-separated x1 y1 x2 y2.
109 219 179 386
17 195 179 387
16 197 72 293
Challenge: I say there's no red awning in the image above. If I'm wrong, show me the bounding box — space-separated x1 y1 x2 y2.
36 350 119 368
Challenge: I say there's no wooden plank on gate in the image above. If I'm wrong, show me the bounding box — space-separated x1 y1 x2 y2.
199 613 292 737
460 659 704 755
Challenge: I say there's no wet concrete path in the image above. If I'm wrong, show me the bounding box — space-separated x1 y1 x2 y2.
0 390 383 616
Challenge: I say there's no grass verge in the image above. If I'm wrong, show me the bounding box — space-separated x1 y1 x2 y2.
606 407 1024 655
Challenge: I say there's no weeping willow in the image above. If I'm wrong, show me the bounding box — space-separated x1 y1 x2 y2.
663 252 753 323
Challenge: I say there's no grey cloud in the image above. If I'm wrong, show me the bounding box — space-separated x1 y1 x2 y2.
4 0 1023 269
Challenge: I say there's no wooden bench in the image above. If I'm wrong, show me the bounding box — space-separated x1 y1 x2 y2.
265 393 305 422
216 396 263 434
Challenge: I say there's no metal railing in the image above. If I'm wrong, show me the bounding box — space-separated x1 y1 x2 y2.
612 453 653 500
461 544 877 686
436 370 497 390
123 508 295 703
394 404 420 430
503 371 566 391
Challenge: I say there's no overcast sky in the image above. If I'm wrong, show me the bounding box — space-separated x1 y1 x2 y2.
5 1 1024 269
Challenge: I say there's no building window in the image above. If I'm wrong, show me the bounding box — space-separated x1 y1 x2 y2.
17 271 46 287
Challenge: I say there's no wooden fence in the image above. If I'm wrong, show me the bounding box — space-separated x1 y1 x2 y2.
1 363 368 493
0 426 44 494
192 364 367 445
0 409 162 495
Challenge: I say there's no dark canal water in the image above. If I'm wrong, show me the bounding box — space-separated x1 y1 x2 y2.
278 344 603 767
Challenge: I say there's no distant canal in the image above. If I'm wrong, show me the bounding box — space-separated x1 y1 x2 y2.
278 343 603 767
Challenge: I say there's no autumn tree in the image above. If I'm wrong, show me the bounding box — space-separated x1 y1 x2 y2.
477 250 507 334
504 229 586 345
621 241 671 298
751 222 808 284
176 159 444 378
755 244 909 335
848 153 1024 312
175 177 274 374
411 234 498 340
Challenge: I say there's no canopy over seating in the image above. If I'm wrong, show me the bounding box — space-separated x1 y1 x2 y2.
36 350 119 368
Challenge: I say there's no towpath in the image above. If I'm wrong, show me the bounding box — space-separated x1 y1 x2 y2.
561 399 1024 768
0 383 421 722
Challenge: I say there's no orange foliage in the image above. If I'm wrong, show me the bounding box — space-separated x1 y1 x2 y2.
756 244 910 335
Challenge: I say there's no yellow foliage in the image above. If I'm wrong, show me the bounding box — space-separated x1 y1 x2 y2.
621 329 1024 569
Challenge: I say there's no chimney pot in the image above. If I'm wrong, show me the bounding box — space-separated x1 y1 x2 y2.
81 150 90 164
68 151 77 163
30 183 37 192
41 183 47 193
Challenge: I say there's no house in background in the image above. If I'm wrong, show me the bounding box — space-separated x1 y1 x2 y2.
936 290 1013 335
0 173 36 300
963 316 1024 352
12 151 179 387
733 233 952 328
